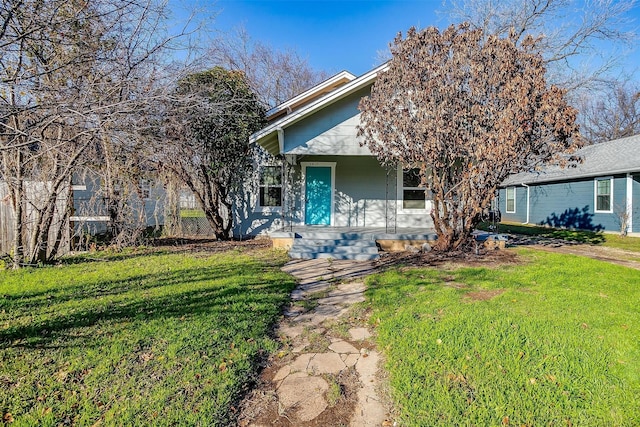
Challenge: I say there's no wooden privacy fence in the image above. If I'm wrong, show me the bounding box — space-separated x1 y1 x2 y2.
0 181 70 259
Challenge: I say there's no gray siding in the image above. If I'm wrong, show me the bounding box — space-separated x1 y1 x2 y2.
501 175 629 232
334 156 388 227
284 88 372 156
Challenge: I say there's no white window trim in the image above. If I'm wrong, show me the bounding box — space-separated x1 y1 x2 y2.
505 186 516 213
397 166 429 213
301 162 336 226
255 165 283 213
594 176 614 213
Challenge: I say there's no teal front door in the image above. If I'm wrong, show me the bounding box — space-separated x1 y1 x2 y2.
305 166 332 225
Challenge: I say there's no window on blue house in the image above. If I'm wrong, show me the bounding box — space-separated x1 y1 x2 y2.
259 166 282 208
595 178 612 212
506 187 516 213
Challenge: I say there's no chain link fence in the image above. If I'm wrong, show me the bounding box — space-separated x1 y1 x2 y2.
177 212 214 236
169 189 216 237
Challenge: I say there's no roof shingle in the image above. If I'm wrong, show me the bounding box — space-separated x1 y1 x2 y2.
501 134 640 186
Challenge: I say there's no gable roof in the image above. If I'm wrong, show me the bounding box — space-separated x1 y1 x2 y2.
502 134 640 186
265 71 356 121
250 63 389 155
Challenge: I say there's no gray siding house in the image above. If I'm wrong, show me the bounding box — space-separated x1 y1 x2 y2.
245 64 435 239
499 134 640 234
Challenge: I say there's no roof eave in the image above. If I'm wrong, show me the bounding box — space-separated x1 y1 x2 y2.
265 70 357 119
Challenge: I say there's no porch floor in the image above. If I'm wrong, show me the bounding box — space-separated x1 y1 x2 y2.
270 226 437 240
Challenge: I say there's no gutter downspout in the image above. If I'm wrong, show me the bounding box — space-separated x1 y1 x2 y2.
522 184 530 225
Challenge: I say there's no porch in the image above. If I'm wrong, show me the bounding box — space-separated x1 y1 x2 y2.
269 226 437 260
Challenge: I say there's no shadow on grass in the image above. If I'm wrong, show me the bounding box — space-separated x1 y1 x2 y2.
1 266 295 349
57 239 269 266
477 222 606 245
1 261 257 310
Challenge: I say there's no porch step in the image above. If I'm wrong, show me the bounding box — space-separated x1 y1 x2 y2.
288 235 380 261
294 231 372 240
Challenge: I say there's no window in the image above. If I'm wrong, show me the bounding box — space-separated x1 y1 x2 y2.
595 178 612 212
259 166 282 208
402 168 426 210
506 187 516 213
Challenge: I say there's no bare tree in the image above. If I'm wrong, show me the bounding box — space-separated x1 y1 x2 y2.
577 80 640 143
358 24 581 251
0 0 201 266
442 0 637 93
156 67 266 240
209 26 330 108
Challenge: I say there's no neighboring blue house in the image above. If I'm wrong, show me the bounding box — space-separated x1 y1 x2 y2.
499 134 640 234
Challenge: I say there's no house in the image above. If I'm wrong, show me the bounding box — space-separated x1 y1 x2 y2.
246 64 437 259
499 134 640 234
0 173 166 258
69 173 165 246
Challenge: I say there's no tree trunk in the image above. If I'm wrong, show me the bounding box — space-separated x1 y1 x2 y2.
10 150 24 269
431 197 474 252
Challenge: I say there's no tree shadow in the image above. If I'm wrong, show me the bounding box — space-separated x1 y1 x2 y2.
538 205 606 244
1 264 296 349
542 206 603 231
1 264 237 311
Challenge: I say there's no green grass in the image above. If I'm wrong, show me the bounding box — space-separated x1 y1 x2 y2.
602 234 640 252
481 222 640 252
0 248 295 426
366 249 640 426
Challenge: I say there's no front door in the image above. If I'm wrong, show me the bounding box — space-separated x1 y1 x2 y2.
305 166 332 225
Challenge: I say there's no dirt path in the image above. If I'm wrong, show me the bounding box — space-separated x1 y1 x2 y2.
238 259 393 426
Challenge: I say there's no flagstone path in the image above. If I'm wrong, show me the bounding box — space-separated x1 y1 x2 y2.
240 258 393 426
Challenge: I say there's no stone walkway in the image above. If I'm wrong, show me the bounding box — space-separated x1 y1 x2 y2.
241 258 391 426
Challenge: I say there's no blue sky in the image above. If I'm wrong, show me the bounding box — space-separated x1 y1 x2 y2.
181 0 640 79
212 0 450 76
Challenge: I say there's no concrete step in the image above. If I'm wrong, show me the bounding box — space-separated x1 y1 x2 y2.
289 251 380 261
295 239 376 247
294 231 372 240
288 236 380 261
290 244 379 255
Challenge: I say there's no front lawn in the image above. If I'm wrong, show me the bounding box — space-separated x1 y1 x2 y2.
0 247 295 426
366 250 640 426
